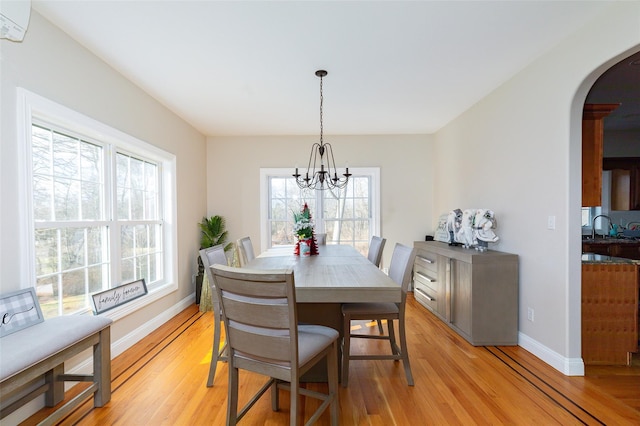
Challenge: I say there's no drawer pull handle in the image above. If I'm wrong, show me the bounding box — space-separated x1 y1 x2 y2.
415 271 435 282
417 255 434 264
415 288 434 301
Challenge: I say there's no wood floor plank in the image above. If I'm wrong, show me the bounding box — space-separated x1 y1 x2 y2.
21 297 640 425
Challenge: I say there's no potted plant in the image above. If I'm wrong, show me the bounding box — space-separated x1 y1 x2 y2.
196 215 232 304
293 203 319 256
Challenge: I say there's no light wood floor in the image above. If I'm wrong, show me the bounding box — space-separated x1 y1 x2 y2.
24 296 640 425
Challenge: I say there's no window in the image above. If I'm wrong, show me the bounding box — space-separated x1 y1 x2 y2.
582 206 602 228
260 168 380 256
19 89 177 319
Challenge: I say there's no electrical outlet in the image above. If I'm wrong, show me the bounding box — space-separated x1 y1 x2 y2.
527 307 534 322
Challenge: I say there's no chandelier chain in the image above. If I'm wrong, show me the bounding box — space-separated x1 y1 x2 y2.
319 73 323 146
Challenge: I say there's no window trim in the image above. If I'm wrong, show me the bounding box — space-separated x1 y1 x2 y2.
259 167 380 253
17 88 178 321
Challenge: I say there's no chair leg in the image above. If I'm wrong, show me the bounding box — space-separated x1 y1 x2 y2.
271 379 279 411
398 318 414 386
207 315 223 387
376 319 384 334
341 314 351 387
290 379 298 426
388 318 399 356
227 365 239 425
327 341 340 425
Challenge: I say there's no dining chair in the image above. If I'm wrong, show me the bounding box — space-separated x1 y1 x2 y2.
211 264 339 425
341 243 417 387
199 244 229 387
367 236 387 333
367 235 386 267
236 236 255 267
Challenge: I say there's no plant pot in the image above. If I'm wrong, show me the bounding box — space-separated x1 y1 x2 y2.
299 237 312 256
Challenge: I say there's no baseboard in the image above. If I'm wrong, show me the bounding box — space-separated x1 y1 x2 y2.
519 332 585 376
110 293 195 358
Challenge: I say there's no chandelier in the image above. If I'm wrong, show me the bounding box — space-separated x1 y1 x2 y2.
293 70 351 190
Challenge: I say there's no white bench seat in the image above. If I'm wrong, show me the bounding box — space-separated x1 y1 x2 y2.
0 315 112 425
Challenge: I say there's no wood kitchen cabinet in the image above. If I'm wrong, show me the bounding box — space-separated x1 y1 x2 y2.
413 241 519 346
603 157 640 210
582 103 619 207
582 262 639 365
582 240 640 260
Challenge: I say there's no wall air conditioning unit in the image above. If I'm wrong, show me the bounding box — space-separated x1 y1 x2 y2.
1 0 31 42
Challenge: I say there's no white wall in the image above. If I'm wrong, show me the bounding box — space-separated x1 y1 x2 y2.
434 2 640 374
1 7 206 378
205 134 433 268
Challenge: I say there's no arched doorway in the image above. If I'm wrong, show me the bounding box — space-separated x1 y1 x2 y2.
580 49 640 369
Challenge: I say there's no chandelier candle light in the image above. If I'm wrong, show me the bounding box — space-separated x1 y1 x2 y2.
293 70 351 190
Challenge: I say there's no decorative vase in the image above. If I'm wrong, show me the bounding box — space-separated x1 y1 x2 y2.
299 237 312 256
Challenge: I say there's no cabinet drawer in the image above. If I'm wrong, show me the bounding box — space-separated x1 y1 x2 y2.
415 251 438 273
414 278 438 312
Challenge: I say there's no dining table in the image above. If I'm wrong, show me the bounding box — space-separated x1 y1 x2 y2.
245 243 402 381
245 243 401 304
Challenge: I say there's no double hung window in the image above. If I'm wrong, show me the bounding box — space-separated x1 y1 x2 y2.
261 168 380 255
19 89 176 318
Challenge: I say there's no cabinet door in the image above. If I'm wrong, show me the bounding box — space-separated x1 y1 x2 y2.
450 259 472 337
582 104 619 207
604 157 640 211
582 242 610 256
610 244 640 260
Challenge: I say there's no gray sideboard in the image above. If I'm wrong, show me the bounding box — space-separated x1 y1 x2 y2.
413 241 519 346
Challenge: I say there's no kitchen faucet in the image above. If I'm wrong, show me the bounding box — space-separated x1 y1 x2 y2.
592 214 612 239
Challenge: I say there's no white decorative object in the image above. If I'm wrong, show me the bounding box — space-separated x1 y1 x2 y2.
438 208 499 251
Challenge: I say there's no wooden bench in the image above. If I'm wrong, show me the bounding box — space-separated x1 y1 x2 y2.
0 315 112 425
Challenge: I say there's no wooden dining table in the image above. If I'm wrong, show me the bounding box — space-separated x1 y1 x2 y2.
245 244 401 304
245 244 400 381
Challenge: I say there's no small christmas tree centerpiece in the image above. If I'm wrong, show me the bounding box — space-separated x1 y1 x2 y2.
293 203 319 256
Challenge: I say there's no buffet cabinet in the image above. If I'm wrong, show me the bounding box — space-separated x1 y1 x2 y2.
413 241 519 346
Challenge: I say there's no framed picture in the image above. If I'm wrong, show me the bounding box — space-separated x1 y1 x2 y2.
0 288 44 337
91 279 148 314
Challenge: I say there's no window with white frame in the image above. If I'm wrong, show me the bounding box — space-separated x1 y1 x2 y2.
260 168 380 255
19 89 176 319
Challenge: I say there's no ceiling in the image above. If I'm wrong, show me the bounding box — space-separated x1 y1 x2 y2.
586 50 640 132
30 1 631 137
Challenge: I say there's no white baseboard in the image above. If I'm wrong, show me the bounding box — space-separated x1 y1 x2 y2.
110 293 195 358
519 332 585 376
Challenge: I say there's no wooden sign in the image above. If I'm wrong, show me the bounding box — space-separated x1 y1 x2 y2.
0 288 44 337
91 279 148 314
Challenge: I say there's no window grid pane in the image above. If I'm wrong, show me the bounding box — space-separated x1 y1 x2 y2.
31 121 164 318
266 172 374 256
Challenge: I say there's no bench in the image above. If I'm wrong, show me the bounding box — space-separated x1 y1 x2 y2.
0 314 112 425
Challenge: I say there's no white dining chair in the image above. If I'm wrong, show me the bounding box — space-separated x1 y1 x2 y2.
236 236 255 267
211 264 339 425
199 244 229 387
341 243 417 387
